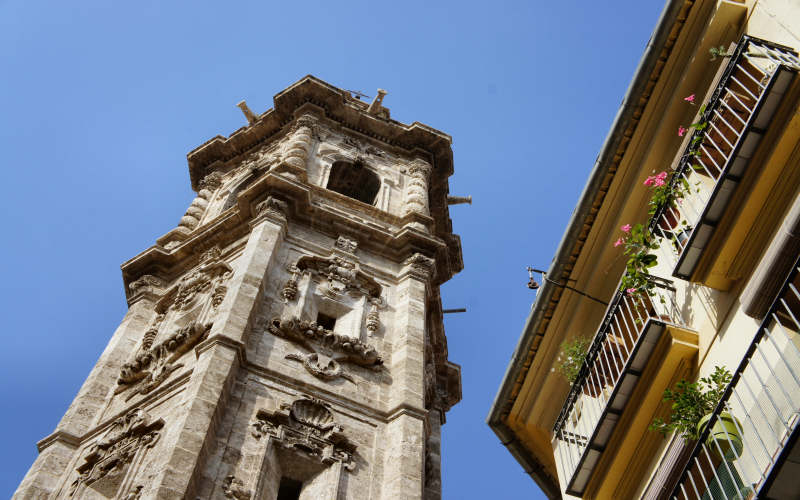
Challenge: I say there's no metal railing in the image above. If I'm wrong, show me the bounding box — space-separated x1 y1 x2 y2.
650 36 800 279
670 259 800 499
553 276 688 495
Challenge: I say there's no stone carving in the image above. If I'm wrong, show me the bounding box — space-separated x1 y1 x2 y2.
116 322 211 400
177 174 222 232
280 114 316 176
268 317 382 369
405 253 435 281
251 397 356 471
157 248 233 312
293 254 381 299
128 275 164 295
335 235 358 254
222 475 252 500
281 267 299 302
254 196 288 222
141 313 165 351
365 297 382 334
69 409 164 497
200 171 224 190
286 352 355 383
403 158 432 217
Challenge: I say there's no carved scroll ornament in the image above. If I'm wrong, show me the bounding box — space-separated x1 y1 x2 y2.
70 409 164 497
267 317 382 369
116 322 211 400
251 397 356 471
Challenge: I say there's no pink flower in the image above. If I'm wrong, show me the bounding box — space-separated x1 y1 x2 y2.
644 176 655 186
614 238 624 248
652 172 667 187
654 177 666 187
684 94 696 103
621 224 631 233
678 126 687 137
656 171 668 181
626 287 637 295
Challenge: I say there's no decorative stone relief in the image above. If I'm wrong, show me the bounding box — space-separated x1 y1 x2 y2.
156 247 233 313
116 322 211 400
335 235 358 254
281 266 299 302
251 397 356 471
285 352 355 383
365 297 382 335
128 275 164 296
176 172 223 232
403 158 432 217
222 475 252 500
141 313 165 351
279 114 316 179
293 254 381 299
254 196 288 224
69 409 164 497
404 253 435 281
122 485 144 500
267 317 382 369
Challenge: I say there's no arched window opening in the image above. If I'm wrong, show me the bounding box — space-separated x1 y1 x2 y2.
223 175 258 211
326 160 381 205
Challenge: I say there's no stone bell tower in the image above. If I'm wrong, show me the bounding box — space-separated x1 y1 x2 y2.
15 75 463 500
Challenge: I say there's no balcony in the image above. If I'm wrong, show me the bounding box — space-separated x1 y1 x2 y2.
552 276 692 496
650 36 800 280
668 259 800 500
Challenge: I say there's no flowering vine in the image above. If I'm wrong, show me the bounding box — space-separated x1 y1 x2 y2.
615 93 706 296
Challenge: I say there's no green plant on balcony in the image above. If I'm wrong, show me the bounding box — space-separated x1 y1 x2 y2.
614 95 707 297
650 366 733 441
556 337 591 385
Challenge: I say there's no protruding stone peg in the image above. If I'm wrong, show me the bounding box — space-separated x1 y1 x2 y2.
237 100 258 124
447 196 472 205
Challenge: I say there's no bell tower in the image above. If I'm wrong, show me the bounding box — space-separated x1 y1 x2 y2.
15 75 463 500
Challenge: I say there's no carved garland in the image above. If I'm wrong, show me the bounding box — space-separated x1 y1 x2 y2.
268 317 382 369
116 322 211 400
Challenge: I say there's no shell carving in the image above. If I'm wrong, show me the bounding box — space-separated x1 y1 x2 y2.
290 398 335 431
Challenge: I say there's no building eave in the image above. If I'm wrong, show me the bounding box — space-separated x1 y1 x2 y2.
486 1 698 497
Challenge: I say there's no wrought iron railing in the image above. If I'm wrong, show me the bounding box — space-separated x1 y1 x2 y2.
650 36 800 279
552 276 688 495
669 258 800 499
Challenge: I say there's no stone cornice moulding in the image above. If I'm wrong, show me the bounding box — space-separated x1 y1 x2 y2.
121 171 456 297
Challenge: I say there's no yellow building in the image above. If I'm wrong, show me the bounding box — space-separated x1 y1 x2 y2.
488 1 800 498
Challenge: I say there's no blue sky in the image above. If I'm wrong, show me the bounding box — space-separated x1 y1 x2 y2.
0 1 665 497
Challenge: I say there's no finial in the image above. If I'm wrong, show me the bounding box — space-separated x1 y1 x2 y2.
367 89 387 115
236 100 258 124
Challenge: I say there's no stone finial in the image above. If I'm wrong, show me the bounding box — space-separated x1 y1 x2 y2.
237 100 258 125
367 89 387 115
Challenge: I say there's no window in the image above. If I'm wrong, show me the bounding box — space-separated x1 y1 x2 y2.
316 312 336 331
326 160 380 205
276 477 303 500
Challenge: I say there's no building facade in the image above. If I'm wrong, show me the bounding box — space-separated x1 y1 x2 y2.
489 1 800 499
15 76 463 500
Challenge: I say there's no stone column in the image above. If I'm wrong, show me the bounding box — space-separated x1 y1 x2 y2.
177 173 222 233
424 409 443 500
149 197 288 499
403 158 432 217
13 284 160 499
380 253 433 500
281 114 316 181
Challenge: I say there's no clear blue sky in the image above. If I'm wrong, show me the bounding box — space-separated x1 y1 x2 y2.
0 1 664 497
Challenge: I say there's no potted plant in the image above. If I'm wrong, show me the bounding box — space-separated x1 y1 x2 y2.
650 366 742 459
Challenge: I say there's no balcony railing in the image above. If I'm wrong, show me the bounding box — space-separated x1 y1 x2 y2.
552 276 689 495
650 36 800 279
669 258 800 500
